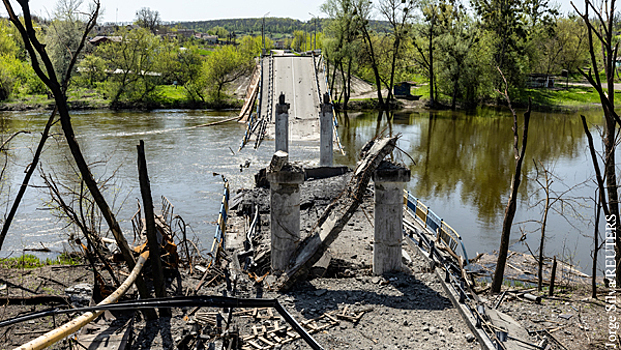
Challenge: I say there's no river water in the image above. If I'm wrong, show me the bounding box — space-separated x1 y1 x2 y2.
0 107 606 274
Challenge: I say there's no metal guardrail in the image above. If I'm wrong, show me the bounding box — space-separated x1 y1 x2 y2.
403 191 497 349
403 190 469 266
207 181 230 267
239 59 263 152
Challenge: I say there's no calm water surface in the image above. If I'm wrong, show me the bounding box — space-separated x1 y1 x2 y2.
0 107 606 274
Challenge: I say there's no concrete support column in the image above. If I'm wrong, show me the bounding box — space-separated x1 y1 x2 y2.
268 168 304 272
320 93 333 167
275 93 290 153
372 164 411 275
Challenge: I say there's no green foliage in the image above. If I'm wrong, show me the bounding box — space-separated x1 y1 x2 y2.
0 253 81 269
238 35 273 57
0 18 19 57
207 26 229 38
203 45 254 103
530 16 588 75
45 0 91 83
158 45 207 102
0 55 18 100
0 254 44 268
96 27 166 106
76 54 106 87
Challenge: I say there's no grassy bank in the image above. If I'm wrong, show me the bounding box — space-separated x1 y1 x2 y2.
0 85 243 112
336 85 607 112
0 253 81 269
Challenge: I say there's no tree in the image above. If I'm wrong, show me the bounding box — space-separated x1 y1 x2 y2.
45 0 91 86
491 71 531 293
321 0 365 109
434 0 480 109
76 54 105 87
207 26 229 38
528 161 585 291
473 0 557 86
96 27 165 107
292 30 308 52
573 0 621 286
1 0 157 319
352 0 386 109
410 1 440 107
0 55 20 100
135 7 161 34
203 45 253 103
0 18 19 56
378 0 414 103
159 44 206 103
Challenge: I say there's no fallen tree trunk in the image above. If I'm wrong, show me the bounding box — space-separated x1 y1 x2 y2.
0 294 68 305
276 136 398 291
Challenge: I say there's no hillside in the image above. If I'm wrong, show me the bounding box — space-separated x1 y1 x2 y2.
170 17 390 36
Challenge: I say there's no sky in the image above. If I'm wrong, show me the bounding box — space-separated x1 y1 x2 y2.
1 0 583 24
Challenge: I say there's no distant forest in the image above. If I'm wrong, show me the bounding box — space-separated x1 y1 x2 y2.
171 17 390 36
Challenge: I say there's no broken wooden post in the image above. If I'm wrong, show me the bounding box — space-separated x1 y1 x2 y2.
320 92 333 167
267 154 304 272
372 162 411 275
137 140 170 317
275 93 290 153
549 256 557 296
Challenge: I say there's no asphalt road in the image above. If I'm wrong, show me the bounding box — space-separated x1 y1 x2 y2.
259 54 327 142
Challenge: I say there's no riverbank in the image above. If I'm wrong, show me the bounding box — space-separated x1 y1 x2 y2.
332 85 606 113
0 86 244 112
0 83 607 113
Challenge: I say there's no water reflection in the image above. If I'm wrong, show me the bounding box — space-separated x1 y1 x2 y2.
0 106 607 274
335 108 602 271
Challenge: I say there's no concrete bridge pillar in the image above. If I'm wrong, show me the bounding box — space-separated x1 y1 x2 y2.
320 93 334 167
372 163 411 275
275 93 290 153
268 166 304 272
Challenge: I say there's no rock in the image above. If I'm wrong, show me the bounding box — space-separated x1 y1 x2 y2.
422 325 430 332
448 325 454 332
371 276 381 284
465 333 475 343
429 326 437 335
403 320 409 326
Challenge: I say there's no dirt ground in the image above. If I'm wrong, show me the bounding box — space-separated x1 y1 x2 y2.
0 173 616 350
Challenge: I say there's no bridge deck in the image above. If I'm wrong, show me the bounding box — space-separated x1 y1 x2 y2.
260 54 327 142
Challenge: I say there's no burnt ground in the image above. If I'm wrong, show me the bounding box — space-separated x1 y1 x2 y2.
0 172 614 350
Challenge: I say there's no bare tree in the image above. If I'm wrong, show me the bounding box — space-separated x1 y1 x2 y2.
572 0 621 285
135 7 161 34
378 0 414 103
529 161 586 291
352 0 386 109
1 0 156 318
491 69 531 293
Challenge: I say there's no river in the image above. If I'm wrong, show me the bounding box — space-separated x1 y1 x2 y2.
0 107 606 274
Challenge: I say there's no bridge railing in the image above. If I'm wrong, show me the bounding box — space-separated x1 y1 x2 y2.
404 190 469 266
206 181 230 268
239 59 263 152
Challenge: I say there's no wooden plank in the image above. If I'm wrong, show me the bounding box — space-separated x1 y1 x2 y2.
258 336 275 347
248 340 264 350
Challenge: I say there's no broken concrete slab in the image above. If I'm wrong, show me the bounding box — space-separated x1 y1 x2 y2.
275 137 398 291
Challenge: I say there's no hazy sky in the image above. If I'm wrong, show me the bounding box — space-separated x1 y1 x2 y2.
1 0 582 24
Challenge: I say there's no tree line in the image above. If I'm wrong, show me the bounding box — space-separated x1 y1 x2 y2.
320 0 587 110
0 5 266 109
